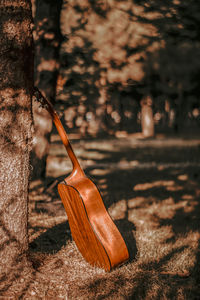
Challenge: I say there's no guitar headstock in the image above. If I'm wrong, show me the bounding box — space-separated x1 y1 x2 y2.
33 87 49 110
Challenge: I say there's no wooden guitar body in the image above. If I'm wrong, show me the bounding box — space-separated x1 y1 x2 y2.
34 88 129 271
58 176 129 271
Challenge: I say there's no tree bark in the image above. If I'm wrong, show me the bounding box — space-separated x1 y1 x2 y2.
31 0 63 179
140 95 155 138
0 0 34 296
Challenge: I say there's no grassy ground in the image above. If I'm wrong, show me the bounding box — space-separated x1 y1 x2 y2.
25 133 200 299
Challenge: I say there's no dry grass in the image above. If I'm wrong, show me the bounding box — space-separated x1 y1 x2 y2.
6 134 200 299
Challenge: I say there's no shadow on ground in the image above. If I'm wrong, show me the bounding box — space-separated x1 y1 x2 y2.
29 135 200 298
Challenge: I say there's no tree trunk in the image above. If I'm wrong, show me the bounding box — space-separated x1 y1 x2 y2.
0 0 33 296
31 0 63 179
140 95 155 138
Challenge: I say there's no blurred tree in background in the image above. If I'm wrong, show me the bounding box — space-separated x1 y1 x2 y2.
31 0 63 179
57 0 200 137
139 0 200 132
31 0 200 177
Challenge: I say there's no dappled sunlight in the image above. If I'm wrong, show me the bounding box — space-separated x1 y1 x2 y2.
24 0 200 297
89 168 110 176
108 199 127 220
128 196 149 209
131 219 199 276
126 186 200 278
134 180 175 191
78 150 107 160
37 58 59 72
46 156 71 177
177 174 189 181
171 231 200 251
51 0 200 138
166 185 183 191
30 126 200 298
3 18 31 41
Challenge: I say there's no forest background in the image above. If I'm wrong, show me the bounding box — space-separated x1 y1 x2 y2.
0 0 200 299
32 0 200 148
31 0 200 179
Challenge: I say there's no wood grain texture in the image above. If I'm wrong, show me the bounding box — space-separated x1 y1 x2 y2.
58 178 129 271
58 183 111 270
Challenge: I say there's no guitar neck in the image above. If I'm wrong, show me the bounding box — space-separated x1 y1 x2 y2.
34 88 85 179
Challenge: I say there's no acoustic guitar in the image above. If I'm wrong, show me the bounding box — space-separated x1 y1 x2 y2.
34 88 129 271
